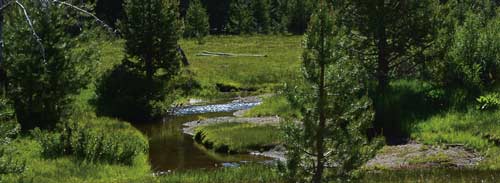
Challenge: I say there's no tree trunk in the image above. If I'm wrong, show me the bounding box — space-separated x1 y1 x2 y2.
312 63 326 183
145 55 153 81
375 0 389 93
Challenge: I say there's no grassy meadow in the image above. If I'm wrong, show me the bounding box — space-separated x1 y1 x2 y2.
180 35 302 97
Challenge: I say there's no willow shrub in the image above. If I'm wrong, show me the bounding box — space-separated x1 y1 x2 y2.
32 118 148 165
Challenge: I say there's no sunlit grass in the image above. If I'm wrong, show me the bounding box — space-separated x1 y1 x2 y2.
194 123 281 153
412 110 500 169
158 164 282 183
180 35 302 97
1 138 153 183
243 95 300 118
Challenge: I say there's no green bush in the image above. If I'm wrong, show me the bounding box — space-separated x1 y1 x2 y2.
33 118 148 165
477 93 500 111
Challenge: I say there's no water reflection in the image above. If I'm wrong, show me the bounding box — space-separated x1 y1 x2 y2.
133 112 270 172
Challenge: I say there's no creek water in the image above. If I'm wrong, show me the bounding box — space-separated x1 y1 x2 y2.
132 100 269 172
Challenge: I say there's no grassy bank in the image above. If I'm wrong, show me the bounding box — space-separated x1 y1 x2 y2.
412 110 500 169
194 123 281 153
242 95 300 118
1 118 153 183
158 164 282 183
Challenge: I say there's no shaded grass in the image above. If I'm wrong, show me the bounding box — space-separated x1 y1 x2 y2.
412 110 500 169
194 123 281 153
180 35 302 97
373 79 444 142
243 95 300 118
158 164 282 183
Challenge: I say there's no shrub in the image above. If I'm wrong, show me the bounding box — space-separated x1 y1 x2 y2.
477 93 500 111
0 101 25 176
33 118 148 165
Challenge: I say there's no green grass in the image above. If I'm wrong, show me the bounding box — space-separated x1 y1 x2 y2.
412 110 500 169
158 164 282 183
194 123 281 153
1 138 154 183
243 95 300 118
363 169 500 183
180 35 302 97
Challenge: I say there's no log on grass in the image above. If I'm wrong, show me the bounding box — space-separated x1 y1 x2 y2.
196 51 267 57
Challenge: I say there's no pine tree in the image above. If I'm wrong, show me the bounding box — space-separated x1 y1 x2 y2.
333 0 438 92
184 0 210 42
227 0 255 34
121 0 181 81
252 0 271 33
3 1 97 131
98 0 181 121
281 2 382 182
269 0 289 33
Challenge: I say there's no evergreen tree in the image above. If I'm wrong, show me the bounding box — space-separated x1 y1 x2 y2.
333 0 438 92
269 0 289 33
3 1 97 131
281 2 382 182
184 0 210 42
98 0 181 121
227 0 255 34
121 0 181 81
252 0 271 33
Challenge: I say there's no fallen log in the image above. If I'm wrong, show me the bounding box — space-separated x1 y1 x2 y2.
196 51 267 57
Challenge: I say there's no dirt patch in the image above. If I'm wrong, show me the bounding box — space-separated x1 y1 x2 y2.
365 143 483 170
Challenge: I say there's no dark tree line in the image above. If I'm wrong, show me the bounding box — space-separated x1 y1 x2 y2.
91 0 315 34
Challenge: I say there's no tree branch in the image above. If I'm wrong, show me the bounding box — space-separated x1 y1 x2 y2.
0 1 14 11
14 0 46 63
50 0 117 35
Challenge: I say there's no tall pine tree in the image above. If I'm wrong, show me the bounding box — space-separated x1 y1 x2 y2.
282 2 382 182
4 1 97 131
121 0 181 81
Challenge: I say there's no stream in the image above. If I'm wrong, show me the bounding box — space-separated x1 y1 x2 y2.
132 99 269 172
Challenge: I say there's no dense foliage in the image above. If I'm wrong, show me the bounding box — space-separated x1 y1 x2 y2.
184 0 210 42
4 1 97 131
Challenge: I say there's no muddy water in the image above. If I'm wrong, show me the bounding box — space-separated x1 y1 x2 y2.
133 101 269 172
